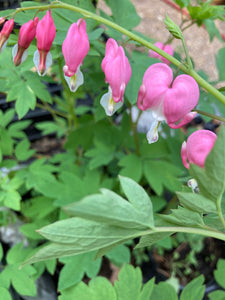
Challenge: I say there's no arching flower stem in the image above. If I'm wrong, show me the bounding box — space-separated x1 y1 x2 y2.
10 1 225 106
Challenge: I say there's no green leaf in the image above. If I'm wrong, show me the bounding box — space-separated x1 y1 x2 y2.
64 192 151 229
204 19 223 42
158 206 204 227
135 232 173 249
15 139 35 161
119 176 154 227
208 290 225 300
58 251 101 290
214 259 225 289
216 47 225 81
8 120 31 139
0 243 3 262
177 192 217 214
144 160 182 195
0 109 14 128
139 278 155 300
119 154 142 182
7 83 36 119
164 15 183 39
190 126 225 202
3 190 21 211
59 281 91 300
106 244 130 267
180 275 205 300
151 282 178 300
104 0 140 29
114 264 142 300
23 218 142 264
0 287 12 300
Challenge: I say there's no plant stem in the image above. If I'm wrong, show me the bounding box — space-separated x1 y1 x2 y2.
193 109 225 123
149 226 225 241
11 1 225 106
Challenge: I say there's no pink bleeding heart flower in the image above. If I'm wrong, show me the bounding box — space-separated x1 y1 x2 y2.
149 42 174 65
0 19 14 53
12 17 39 66
100 38 132 116
137 63 199 143
33 10 56 76
181 129 217 169
62 19 90 92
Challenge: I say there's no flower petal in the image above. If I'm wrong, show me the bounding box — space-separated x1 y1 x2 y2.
100 86 123 116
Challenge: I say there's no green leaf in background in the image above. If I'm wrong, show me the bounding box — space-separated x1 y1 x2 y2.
151 282 178 300
144 160 182 195
114 264 154 300
7 82 36 119
216 47 225 81
106 244 130 267
174 0 190 8
208 290 225 300
104 0 141 29
190 126 225 202
180 275 205 300
125 51 156 105
8 120 31 139
0 243 3 262
0 287 11 300
58 251 101 290
214 259 225 289
0 109 14 128
177 192 217 214
204 19 223 42
119 154 142 182
15 139 35 161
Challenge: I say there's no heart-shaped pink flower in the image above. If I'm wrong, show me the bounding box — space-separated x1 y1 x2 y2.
181 130 217 169
137 63 199 143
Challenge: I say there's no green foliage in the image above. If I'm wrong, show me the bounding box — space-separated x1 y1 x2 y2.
59 264 154 300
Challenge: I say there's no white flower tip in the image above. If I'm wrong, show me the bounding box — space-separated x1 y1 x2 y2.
187 178 199 193
146 120 160 144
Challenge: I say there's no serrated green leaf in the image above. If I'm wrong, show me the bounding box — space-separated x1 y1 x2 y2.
214 259 225 289
8 120 31 139
114 264 142 300
58 251 101 291
180 275 205 300
0 109 14 128
151 282 178 300
15 139 35 161
119 154 142 182
139 278 155 300
59 281 91 300
8 83 36 119
4 190 21 211
177 192 217 214
144 160 182 195
208 290 225 300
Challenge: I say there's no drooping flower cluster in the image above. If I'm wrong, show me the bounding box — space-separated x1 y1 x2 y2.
0 15 206 169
